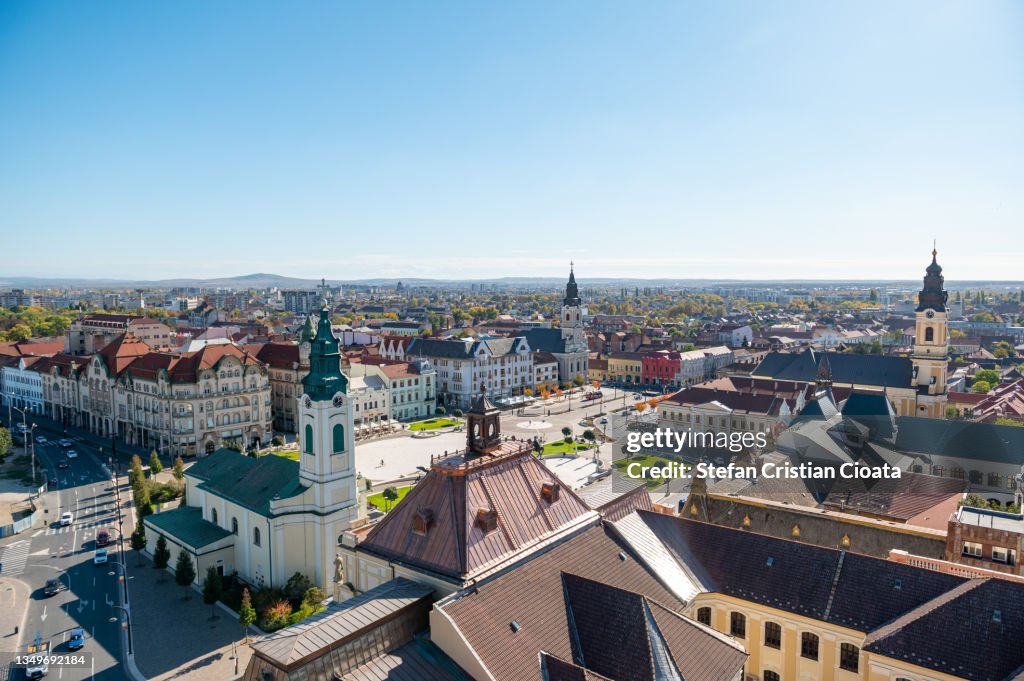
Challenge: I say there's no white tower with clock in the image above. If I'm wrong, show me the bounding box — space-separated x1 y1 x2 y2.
912 246 950 418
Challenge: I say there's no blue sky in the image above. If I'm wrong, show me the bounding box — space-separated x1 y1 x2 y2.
1 1 1021 281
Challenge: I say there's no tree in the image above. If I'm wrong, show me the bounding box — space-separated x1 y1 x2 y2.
452 409 464 418
435 405 447 415
259 600 293 632
381 487 399 511
134 481 153 523
129 454 144 489
271 435 284 447
174 548 196 599
153 535 171 570
284 572 314 603
301 586 327 612
972 380 992 394
572 375 585 387
974 369 1000 386
130 527 147 566
945 405 960 420
0 427 11 462
202 566 222 619
149 450 163 474
172 456 185 482
238 587 256 643
561 426 572 444
582 430 596 448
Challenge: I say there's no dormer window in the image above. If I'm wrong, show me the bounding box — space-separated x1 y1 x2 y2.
412 508 434 536
541 482 560 503
476 508 498 533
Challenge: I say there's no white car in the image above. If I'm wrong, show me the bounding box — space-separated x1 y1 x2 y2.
58 439 73 448
35 435 47 444
60 511 74 526
66 450 78 459
93 549 108 565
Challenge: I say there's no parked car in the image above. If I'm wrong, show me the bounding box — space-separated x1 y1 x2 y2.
93 549 108 565
66 450 78 459
599 417 608 424
96 529 111 547
58 439 72 448
60 512 73 526
43 578 67 597
67 628 85 651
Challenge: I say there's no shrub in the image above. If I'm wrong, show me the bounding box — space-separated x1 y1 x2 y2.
259 600 293 632
284 572 314 605
271 436 284 447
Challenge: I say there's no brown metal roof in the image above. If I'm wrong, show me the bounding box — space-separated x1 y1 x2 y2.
358 445 598 583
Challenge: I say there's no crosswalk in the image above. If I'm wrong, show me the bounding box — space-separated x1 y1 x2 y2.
0 539 30 576
43 519 113 536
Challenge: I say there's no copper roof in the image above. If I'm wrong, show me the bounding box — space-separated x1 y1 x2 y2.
358 444 597 583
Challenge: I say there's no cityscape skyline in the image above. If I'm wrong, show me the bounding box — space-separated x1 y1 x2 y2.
2 1 1022 280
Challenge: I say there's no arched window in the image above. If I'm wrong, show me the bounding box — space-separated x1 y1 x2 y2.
696 607 711 626
764 622 782 649
304 424 314 454
729 612 745 638
763 672 780 681
332 424 345 453
253 527 261 547
925 327 934 342
801 632 819 660
231 517 238 535
839 643 860 672
969 470 983 484
211 508 218 524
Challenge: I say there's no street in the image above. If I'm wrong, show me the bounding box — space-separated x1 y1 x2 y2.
0 424 133 681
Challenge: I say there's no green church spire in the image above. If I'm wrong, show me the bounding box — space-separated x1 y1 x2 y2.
302 305 348 400
300 314 315 343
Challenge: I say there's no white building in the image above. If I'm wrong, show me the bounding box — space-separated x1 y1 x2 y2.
1 356 45 415
405 336 532 409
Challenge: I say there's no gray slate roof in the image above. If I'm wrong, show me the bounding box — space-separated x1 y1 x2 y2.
753 350 913 388
895 417 1024 465
524 328 568 354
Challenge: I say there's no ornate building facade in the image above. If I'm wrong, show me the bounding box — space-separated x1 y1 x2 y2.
912 246 950 418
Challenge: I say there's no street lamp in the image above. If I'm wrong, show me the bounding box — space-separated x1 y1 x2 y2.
107 560 130 604
109 604 133 655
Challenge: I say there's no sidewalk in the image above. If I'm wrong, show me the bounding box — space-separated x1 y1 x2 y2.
126 547 254 681
0 576 29 681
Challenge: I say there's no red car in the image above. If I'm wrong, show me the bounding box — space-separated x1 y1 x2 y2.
96 528 111 547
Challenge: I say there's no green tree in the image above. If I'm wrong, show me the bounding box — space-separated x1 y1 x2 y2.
974 369 1000 386
239 587 256 643
435 406 446 416
149 449 163 474
301 586 327 612
202 566 222 619
130 527 147 566
0 427 11 461
284 572 314 604
153 535 171 570
172 456 185 482
945 405 960 419
134 481 153 523
381 487 399 511
174 548 196 599
972 380 992 394
561 426 573 444
129 454 144 491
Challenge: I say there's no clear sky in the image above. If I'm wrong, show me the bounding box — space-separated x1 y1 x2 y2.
1 1 1021 282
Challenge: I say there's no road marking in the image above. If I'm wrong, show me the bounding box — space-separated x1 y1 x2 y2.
41 604 47 621
0 539 31 576
31 529 44 537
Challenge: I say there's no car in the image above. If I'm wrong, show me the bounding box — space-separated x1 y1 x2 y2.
67 628 85 651
16 423 28 433
43 578 67 597
57 461 69 469
25 661 48 679
35 435 47 444
58 439 72 448
599 418 608 424
93 549 108 565
66 450 78 459
96 528 111 547
59 511 73 526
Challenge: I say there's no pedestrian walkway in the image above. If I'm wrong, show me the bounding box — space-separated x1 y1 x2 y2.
0 540 30 577
0 573 29 681
39 520 110 536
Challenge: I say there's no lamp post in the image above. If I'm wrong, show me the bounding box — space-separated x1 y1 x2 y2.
109 604 133 655
107 559 130 604
12 406 38 490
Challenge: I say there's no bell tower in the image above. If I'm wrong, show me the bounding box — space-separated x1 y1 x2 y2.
912 245 949 418
561 262 583 341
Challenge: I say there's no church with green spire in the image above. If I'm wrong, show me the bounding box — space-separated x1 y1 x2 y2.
302 305 348 400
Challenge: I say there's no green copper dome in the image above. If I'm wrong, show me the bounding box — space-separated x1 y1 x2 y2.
302 305 348 400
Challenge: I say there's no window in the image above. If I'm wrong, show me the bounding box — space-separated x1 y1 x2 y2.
963 542 982 558
729 612 745 638
925 327 934 342
696 607 711 626
992 547 1014 564
253 527 261 547
211 508 218 524
764 621 782 649
764 672 780 681
231 517 238 535
332 424 345 453
304 424 314 455
839 643 859 672
801 632 819 660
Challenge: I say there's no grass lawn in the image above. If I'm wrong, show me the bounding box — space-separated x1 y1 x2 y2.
408 418 461 431
271 449 300 461
613 454 689 489
541 440 594 455
367 485 412 511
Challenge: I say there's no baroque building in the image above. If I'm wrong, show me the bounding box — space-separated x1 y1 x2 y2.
911 246 950 418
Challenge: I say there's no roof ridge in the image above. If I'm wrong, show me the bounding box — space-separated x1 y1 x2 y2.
863 577 988 644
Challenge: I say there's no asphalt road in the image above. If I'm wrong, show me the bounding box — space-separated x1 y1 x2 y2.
1 430 132 681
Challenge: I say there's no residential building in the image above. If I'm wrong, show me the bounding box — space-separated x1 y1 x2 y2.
282 289 322 315
0 289 35 309
144 304 360 592
66 314 172 355
532 350 559 390
716 323 753 347
380 320 427 337
946 506 1023 576
348 359 436 421
1 356 45 415
642 350 681 388
607 351 644 385
405 336 532 408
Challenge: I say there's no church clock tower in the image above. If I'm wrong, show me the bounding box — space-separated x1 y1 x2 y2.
559 263 588 381
912 246 949 418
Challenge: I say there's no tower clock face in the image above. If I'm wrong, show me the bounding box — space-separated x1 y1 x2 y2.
304 396 312 409
926 310 935 318
332 394 345 408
